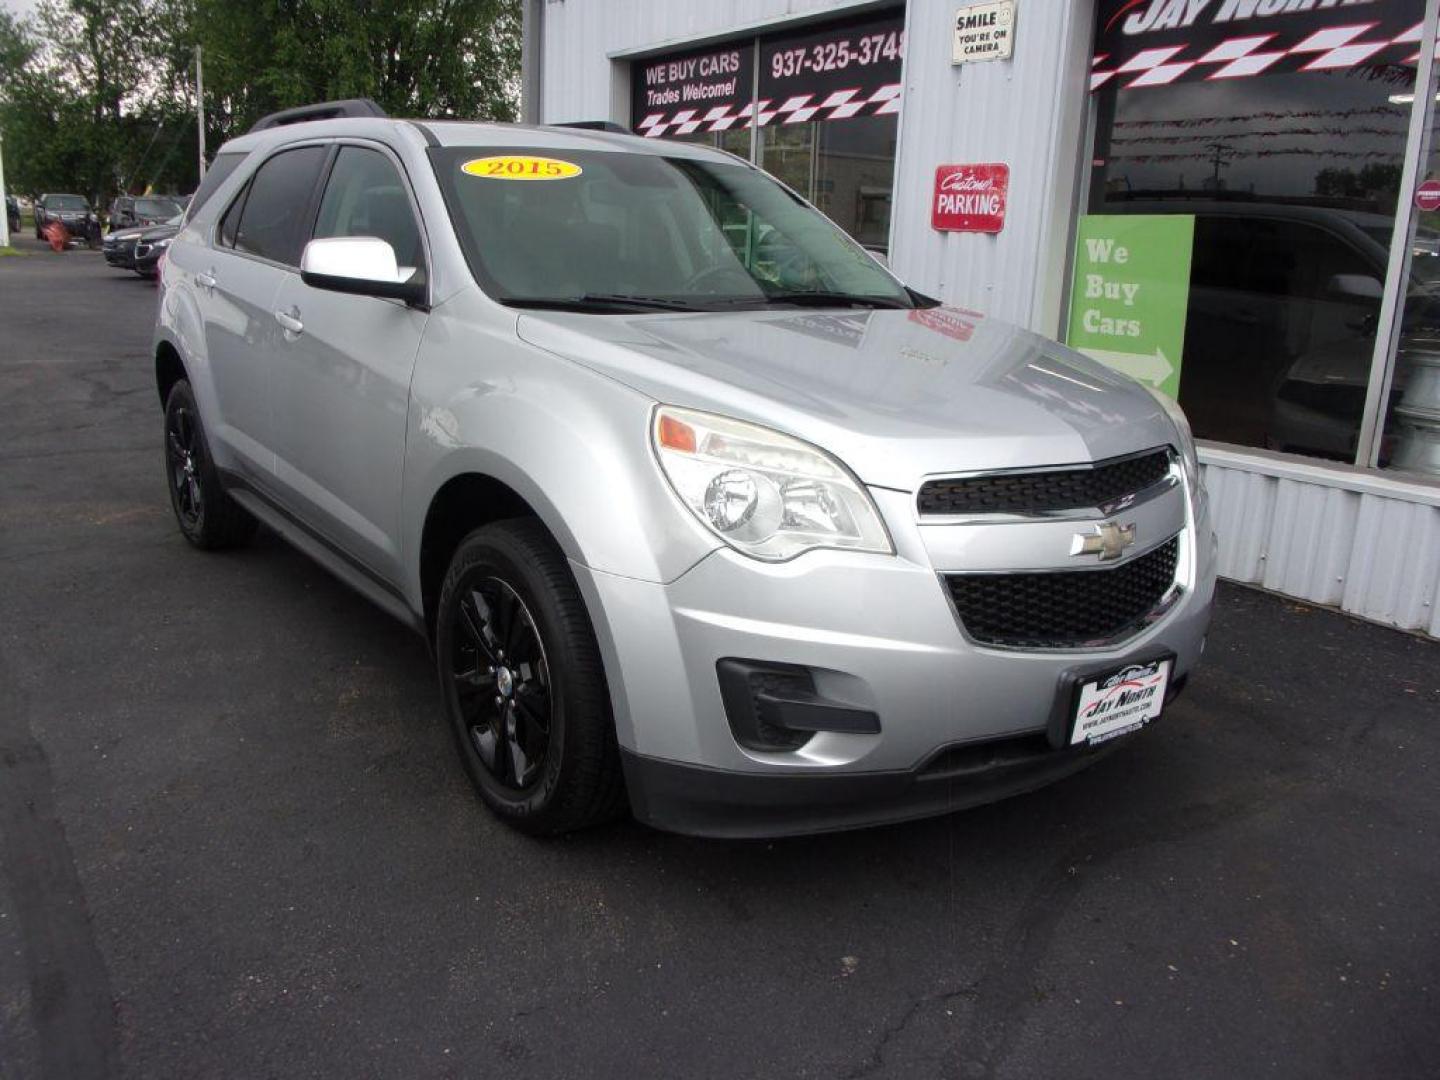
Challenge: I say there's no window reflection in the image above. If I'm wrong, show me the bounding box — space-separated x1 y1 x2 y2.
1090 68 1418 464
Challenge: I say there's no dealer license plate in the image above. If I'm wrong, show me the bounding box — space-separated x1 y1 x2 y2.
1070 658 1171 746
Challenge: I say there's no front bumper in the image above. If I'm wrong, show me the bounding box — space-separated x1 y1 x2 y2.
622 672 1189 838
576 486 1217 837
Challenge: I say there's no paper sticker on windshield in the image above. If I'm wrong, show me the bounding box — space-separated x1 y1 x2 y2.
461 155 582 181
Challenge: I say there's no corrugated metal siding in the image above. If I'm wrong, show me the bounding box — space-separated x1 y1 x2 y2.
1201 449 1440 638
887 0 1093 333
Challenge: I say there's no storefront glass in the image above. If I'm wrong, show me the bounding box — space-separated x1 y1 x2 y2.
1379 60 1440 477
629 9 903 251
1081 0 1432 473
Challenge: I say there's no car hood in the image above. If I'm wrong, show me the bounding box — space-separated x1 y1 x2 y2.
107 227 146 241
137 223 179 241
516 305 1180 491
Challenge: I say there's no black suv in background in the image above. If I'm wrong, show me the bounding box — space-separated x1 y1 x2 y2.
108 194 186 230
34 193 100 246
5 195 18 234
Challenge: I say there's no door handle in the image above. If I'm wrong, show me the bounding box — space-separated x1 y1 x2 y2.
196 269 217 291
274 308 304 336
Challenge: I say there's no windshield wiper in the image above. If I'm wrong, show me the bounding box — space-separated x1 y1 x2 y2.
757 290 911 309
502 293 704 313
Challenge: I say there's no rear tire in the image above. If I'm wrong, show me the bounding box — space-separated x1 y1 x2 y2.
436 519 625 835
163 379 256 550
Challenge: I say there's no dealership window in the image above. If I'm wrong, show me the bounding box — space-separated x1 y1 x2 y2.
1080 0 1439 478
629 9 903 253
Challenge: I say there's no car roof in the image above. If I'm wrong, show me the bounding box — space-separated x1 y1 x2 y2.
215 116 739 165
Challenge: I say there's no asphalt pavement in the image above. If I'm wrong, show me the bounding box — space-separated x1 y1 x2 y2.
1 234 1438 1080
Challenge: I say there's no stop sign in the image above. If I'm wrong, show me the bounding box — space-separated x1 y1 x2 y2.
1416 178 1440 212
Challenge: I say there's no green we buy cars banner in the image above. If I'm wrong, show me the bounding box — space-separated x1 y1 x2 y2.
1066 215 1195 400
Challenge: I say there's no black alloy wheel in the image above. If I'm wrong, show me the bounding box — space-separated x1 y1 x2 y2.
166 401 204 532
452 576 553 791
161 379 256 550
436 520 625 835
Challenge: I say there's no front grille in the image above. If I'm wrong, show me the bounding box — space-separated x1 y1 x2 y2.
918 448 1172 516
944 536 1180 648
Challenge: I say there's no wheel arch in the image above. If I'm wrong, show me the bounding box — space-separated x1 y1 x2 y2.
417 471 566 641
155 339 187 408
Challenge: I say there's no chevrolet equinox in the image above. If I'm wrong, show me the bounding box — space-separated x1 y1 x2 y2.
153 100 1216 838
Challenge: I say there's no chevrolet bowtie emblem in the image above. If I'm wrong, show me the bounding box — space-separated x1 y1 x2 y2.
1071 521 1136 561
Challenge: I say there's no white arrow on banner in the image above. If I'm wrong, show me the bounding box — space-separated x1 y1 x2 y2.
1078 346 1174 388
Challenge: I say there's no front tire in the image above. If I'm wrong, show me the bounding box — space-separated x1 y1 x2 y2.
436 520 625 835
163 379 256 549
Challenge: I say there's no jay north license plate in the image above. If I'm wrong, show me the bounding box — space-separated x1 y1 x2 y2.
1070 658 1170 746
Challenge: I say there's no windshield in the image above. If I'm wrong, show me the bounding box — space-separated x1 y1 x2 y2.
136 197 182 218
429 146 914 311
49 195 89 210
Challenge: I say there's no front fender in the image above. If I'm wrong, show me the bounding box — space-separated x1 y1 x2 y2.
400 304 719 610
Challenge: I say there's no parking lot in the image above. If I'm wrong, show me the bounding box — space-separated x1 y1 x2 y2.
1 236 1437 1079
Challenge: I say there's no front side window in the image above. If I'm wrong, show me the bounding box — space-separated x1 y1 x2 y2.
231 146 328 266
312 146 424 276
428 147 912 311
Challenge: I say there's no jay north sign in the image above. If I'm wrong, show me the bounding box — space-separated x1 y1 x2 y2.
1092 0 1424 91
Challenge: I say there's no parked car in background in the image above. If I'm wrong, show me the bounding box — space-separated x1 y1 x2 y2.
132 215 184 278
5 195 19 234
34 193 101 247
104 224 148 269
1112 199 1440 463
108 194 187 230
152 102 1215 838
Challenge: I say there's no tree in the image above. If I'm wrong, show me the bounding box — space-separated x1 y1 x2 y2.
0 0 521 206
160 0 520 146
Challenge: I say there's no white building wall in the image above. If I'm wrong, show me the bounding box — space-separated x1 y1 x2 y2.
539 0 890 127
887 0 1093 334
1201 447 1440 638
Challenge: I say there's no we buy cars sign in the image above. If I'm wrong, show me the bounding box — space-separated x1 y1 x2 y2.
931 163 1009 233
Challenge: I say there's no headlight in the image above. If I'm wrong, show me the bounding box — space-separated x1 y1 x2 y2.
1146 387 1201 492
153 238 171 249
652 405 892 561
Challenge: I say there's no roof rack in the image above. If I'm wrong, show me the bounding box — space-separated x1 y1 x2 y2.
248 98 389 133
551 120 630 135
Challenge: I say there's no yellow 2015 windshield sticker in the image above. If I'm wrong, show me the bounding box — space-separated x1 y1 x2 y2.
461 155 582 180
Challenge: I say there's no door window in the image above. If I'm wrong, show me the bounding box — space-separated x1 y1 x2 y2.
231 146 328 266
311 146 424 275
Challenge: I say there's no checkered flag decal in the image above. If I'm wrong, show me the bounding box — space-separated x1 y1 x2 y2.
1092 20 1435 90
636 82 902 139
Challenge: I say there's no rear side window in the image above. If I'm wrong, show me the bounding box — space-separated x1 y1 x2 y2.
187 151 247 221
232 146 328 266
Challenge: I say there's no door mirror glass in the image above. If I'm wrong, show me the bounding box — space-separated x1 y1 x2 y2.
300 236 426 305
1326 273 1383 302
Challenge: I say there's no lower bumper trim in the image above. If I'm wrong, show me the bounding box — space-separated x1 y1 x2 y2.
622 738 1111 840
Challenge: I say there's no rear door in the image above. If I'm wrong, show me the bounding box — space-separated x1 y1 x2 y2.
268 142 430 585
199 144 328 482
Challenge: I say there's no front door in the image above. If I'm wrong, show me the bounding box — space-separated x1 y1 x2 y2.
269 144 430 586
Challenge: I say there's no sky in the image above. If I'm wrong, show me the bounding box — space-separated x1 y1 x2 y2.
2 0 39 18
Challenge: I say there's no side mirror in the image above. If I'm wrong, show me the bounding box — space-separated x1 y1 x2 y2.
1326 273 1383 301
300 236 427 307
863 246 890 269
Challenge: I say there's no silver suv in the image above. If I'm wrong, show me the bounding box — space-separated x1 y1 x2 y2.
154 103 1216 838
